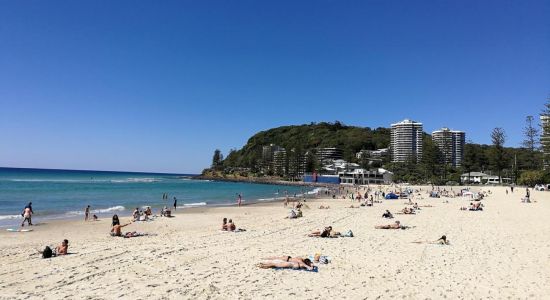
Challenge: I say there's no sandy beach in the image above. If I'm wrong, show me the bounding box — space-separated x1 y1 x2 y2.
1 185 549 299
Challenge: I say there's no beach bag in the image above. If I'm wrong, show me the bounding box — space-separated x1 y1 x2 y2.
319 256 329 264
343 230 354 237
42 246 53 258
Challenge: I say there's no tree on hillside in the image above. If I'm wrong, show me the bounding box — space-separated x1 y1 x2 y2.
212 149 223 170
522 115 540 170
359 151 370 169
541 96 550 169
489 128 507 183
305 151 318 173
462 142 479 184
421 138 443 183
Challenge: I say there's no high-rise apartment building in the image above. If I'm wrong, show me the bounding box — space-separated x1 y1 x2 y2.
432 127 465 167
390 119 423 163
540 115 550 169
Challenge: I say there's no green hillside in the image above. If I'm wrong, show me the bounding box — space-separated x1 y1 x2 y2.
221 122 390 169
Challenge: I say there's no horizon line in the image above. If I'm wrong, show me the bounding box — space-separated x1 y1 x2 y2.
0 166 198 176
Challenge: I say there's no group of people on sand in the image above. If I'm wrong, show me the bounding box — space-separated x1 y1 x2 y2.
461 201 483 211
286 202 304 219
40 239 69 258
132 206 154 221
221 217 245 231
110 214 150 238
160 206 172 217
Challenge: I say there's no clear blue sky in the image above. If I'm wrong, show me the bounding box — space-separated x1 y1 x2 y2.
1 0 549 173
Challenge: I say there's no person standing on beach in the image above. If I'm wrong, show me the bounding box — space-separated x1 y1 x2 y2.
21 202 33 227
85 205 90 221
173 197 177 211
237 193 242 207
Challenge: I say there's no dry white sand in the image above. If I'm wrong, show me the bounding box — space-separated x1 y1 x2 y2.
1 186 549 299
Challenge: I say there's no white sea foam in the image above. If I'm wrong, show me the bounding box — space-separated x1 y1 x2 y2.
0 214 22 221
306 187 325 195
65 206 126 216
110 178 160 183
181 202 207 207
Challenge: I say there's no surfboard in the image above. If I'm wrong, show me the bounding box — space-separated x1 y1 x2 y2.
6 228 33 232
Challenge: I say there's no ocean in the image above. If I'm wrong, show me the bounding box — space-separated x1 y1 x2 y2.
0 168 313 227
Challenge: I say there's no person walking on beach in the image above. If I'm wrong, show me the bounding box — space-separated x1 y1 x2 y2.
21 202 33 227
85 205 90 221
173 197 177 211
237 193 242 207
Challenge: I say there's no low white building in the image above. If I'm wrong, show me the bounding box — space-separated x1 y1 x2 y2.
460 172 511 184
460 172 489 184
339 168 393 185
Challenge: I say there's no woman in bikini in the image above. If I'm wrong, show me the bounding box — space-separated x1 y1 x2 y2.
375 221 403 229
258 258 314 270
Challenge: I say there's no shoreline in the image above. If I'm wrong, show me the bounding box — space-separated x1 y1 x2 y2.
0 189 322 230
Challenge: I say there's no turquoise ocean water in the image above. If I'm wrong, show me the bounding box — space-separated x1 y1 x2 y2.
0 168 312 227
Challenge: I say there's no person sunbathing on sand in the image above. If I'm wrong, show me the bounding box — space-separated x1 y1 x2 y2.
258 258 314 271
375 221 405 229
263 256 312 265
399 207 415 214
222 218 228 230
412 235 450 245
55 239 69 255
309 226 332 237
227 219 237 231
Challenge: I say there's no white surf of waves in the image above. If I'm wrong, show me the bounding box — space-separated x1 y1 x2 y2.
110 178 160 183
181 202 207 207
306 187 325 195
65 205 126 216
0 214 22 220
258 198 274 201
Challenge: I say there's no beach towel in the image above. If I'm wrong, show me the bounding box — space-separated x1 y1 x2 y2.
123 232 153 238
274 266 318 272
308 255 331 264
